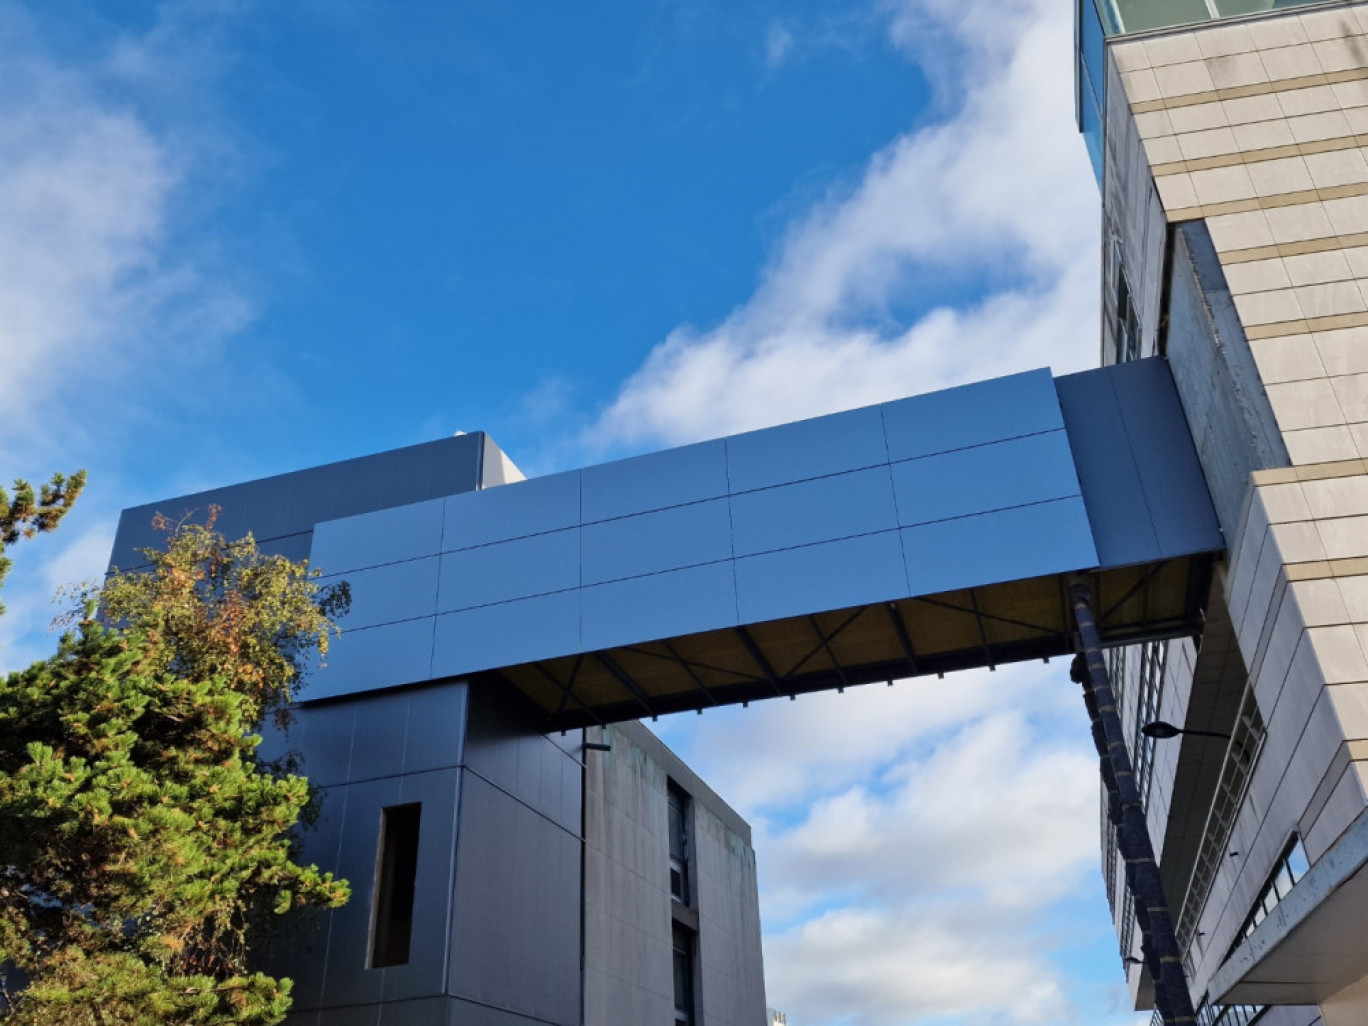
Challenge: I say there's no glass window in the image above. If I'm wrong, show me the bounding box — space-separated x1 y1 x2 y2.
669 784 691 906
673 924 696 1026
370 803 422 968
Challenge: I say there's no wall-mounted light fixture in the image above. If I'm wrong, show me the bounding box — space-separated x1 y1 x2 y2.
1140 720 1231 741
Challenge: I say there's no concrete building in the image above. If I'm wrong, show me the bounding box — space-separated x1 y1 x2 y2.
109 436 766 1026
1075 1 1368 1023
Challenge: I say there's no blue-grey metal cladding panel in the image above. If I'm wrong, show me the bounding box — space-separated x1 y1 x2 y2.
447 773 581 1022
1057 358 1223 569
734 530 909 624
436 529 580 612
308 618 435 702
730 466 899 557
431 592 580 677
311 498 445 575
725 403 889 492
332 557 440 631
1055 368 1161 567
881 368 1064 461
442 470 581 549
110 433 485 572
580 439 729 522
321 776 402 1008
1110 358 1226 557
581 561 738 652
901 498 1098 597
382 768 462 1003
581 498 732 585
889 430 1083 527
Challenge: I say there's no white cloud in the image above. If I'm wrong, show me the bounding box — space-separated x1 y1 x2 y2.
766 904 1070 1025
0 3 251 470
586 0 1099 452
765 23 795 68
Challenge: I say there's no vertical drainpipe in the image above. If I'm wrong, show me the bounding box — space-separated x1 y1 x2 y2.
1071 582 1196 1025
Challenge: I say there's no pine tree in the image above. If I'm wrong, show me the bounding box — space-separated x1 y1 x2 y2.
0 471 86 618
0 502 351 1026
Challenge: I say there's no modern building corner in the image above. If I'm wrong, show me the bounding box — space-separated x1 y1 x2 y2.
1077 1 1368 1023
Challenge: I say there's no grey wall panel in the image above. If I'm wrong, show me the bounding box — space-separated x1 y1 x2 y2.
448 773 581 1025
290 702 358 788
332 556 440 631
901 498 1097 597
400 683 469 776
379 769 462 1003
725 404 889 492
110 433 485 572
376 997 447 1026
436 530 580 612
463 688 582 835
342 691 412 784
316 1007 382 1026
267 783 347 1011
581 498 732 586
291 684 467 785
581 439 729 522
734 531 908 624
1056 367 1163 567
881 368 1063 461
308 618 436 702
443 470 580 550
431 592 579 678
889 430 1082 527
320 777 403 1008
729 467 899 557
693 800 766 1026
581 562 739 652
1109 357 1226 559
311 498 446 575
1165 221 1290 539
441 997 566 1025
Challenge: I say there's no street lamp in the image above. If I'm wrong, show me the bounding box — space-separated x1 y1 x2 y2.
1140 720 1231 741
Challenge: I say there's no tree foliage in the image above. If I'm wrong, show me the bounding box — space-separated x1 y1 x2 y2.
0 471 86 617
0 504 351 1025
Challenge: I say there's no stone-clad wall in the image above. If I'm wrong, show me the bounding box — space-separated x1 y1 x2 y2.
1104 5 1368 1019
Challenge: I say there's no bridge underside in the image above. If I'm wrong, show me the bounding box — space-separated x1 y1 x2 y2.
487 555 1217 731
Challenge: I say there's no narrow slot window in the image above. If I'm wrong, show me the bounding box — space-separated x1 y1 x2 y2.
672 923 696 1026
668 783 690 905
370 803 421 968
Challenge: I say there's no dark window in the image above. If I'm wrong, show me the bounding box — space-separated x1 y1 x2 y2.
1132 640 1167 807
1116 265 1142 363
673 923 696 1026
370 803 421 968
668 783 690 905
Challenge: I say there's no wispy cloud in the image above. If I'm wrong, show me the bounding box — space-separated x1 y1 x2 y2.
0 2 252 670
0 3 251 471
586 0 1098 453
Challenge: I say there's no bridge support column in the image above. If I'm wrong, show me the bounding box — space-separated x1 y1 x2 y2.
1070 583 1196 1026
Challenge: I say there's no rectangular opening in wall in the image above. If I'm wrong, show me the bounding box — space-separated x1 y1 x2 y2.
668 782 690 905
673 923 696 1026
370 802 421 968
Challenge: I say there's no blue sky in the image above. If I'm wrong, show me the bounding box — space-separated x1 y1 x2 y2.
0 0 1148 1022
